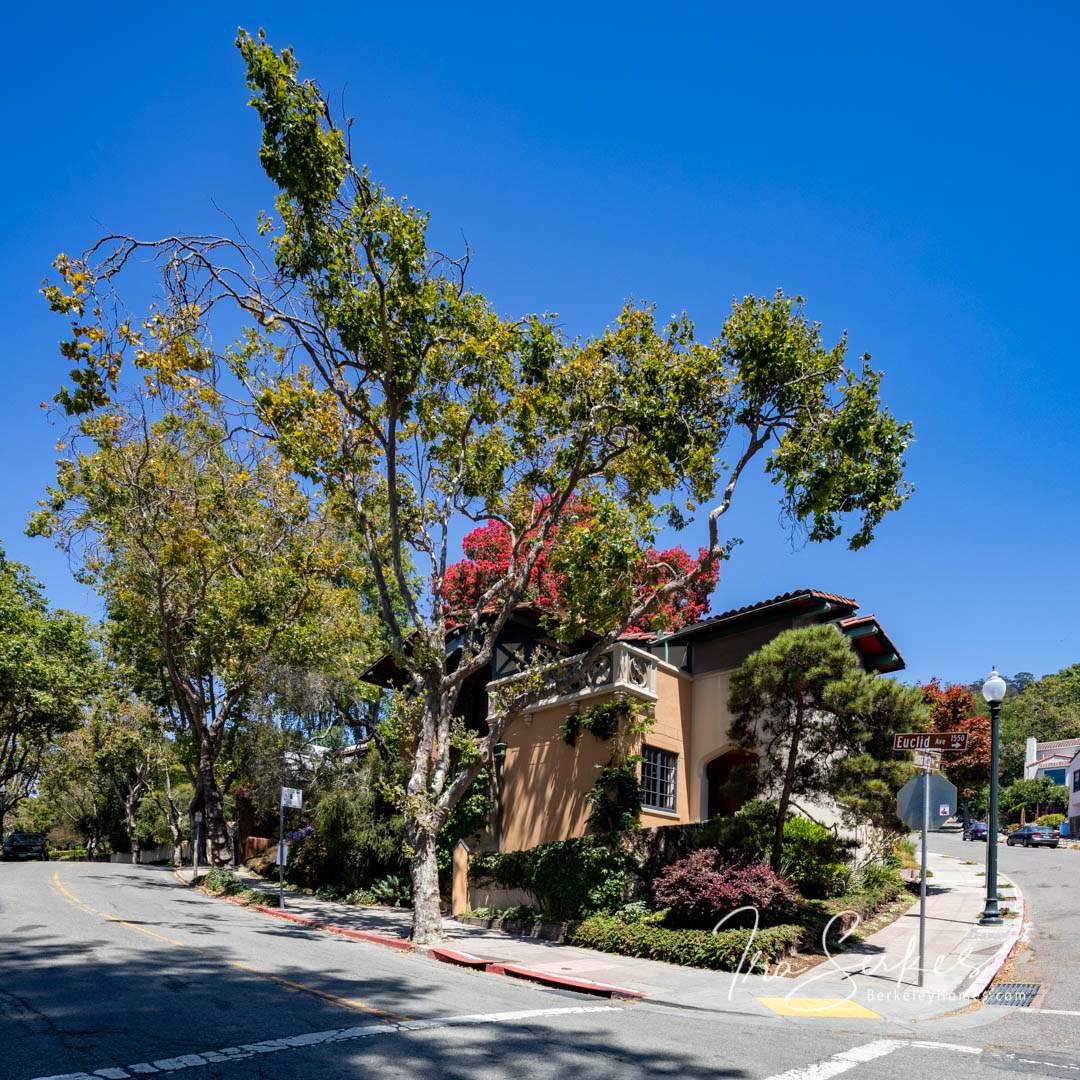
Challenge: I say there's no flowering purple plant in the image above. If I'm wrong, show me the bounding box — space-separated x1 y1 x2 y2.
286 824 315 842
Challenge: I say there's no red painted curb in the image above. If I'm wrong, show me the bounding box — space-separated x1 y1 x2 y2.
495 963 644 999
252 905 324 931
328 926 413 951
249 904 413 952
430 946 490 969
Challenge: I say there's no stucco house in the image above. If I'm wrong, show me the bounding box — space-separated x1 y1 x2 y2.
362 588 904 854
1023 736 1080 786
1068 746 1080 839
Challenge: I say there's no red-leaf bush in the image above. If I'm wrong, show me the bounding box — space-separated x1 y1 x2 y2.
652 849 800 928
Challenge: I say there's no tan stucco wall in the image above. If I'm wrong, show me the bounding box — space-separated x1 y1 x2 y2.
496 666 696 851
688 669 739 819
639 667 695 829
498 699 615 851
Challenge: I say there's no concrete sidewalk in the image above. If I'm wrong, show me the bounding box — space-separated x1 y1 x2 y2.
175 851 1022 1024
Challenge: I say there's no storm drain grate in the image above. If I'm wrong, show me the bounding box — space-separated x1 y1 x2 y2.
984 983 1040 1007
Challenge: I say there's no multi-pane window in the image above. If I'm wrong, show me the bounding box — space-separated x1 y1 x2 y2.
1073 769 1080 793
641 745 678 812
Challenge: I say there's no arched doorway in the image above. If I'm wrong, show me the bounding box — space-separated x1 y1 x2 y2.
705 750 758 819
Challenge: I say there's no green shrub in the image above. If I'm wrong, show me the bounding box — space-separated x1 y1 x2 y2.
202 868 245 895
369 874 412 906
1036 813 1066 828
587 762 643 833
568 914 802 971
698 798 777 860
470 835 641 921
779 817 853 899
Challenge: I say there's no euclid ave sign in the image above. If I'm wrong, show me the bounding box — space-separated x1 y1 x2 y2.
893 731 969 752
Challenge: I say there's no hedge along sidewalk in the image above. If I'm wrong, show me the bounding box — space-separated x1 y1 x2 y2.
176 858 1015 1022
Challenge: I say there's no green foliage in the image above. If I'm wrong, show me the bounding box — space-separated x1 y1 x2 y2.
1035 813 1066 828
560 700 630 746
699 798 778 859
795 862 906 950
779 817 853 900
0 546 100 808
470 835 641 921
43 28 913 937
461 904 541 926
369 874 412 906
587 762 643 833
437 768 494 877
567 913 803 971
997 665 1080 781
999 777 1069 821
286 753 407 892
729 625 924 865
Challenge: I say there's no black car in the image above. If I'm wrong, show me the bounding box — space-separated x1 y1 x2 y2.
2 831 49 860
1006 825 1059 849
964 822 989 841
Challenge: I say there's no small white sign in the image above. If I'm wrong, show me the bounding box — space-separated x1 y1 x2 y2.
276 840 289 865
280 786 303 809
939 803 951 818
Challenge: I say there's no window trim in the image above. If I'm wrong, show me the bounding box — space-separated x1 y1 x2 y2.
641 744 678 814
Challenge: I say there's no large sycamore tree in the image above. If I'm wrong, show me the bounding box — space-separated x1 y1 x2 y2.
41 30 912 940
31 405 376 865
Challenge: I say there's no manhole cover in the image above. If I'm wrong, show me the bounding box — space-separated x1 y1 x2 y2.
985 983 1040 1007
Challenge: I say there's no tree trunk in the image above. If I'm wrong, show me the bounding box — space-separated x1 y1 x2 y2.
771 712 803 871
125 795 141 865
408 823 443 944
162 769 183 866
196 740 232 866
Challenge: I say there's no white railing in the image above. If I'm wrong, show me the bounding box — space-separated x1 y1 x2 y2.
486 641 658 713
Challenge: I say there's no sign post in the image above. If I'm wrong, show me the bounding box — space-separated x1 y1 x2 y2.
895 744 959 989
192 810 203 883
278 786 303 910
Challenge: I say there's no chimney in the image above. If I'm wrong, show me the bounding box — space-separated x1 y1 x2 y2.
1025 736 1038 778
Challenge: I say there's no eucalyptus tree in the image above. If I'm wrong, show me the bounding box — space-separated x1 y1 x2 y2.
40 30 913 939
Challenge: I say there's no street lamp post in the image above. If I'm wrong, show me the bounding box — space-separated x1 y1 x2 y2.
980 668 1007 925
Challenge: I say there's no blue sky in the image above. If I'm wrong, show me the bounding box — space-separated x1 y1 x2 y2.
2 3 1077 686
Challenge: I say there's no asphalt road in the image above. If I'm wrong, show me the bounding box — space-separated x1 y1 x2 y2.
0 854 1077 1080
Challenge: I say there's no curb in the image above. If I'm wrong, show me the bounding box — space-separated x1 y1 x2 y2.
490 963 644 999
957 882 1026 1000
429 948 642 998
250 904 414 952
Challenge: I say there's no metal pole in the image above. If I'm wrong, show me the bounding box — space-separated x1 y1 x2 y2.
278 795 286 910
192 812 201 884
980 699 1003 924
918 763 929 988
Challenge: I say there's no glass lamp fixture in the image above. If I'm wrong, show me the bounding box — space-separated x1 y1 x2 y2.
982 669 1007 704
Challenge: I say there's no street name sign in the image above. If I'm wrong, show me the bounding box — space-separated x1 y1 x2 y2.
896 772 957 829
893 731 969 752
896 769 958 989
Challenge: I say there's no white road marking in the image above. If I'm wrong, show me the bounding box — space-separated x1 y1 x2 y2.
32 1005 619 1080
1027 1007 1080 1017
760 1038 985 1080
760 1039 902 1080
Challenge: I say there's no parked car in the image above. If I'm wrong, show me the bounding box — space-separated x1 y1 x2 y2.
1 831 49 860
963 822 989 841
1006 825 1060 849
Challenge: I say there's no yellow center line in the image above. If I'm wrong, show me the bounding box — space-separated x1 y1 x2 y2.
49 869 405 1022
